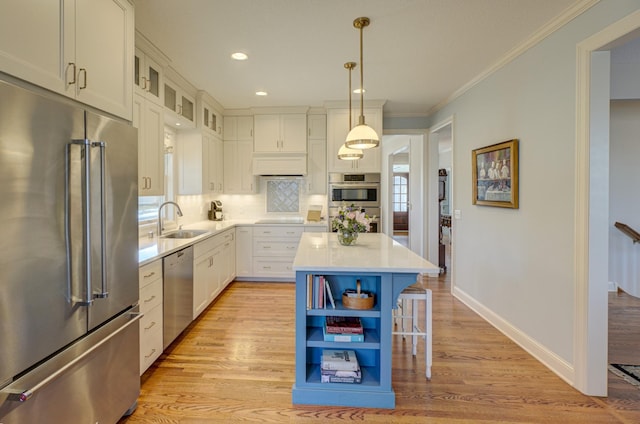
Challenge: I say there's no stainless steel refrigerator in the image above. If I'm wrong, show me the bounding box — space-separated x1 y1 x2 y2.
0 79 141 423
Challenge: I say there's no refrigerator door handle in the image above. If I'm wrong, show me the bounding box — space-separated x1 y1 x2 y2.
92 141 108 299
67 139 93 306
2 312 143 403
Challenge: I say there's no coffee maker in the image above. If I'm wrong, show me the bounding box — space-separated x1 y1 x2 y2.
209 200 223 221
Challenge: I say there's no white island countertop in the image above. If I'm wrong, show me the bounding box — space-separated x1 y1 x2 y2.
293 232 439 274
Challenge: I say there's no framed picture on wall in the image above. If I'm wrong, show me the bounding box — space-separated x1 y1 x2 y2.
472 139 519 208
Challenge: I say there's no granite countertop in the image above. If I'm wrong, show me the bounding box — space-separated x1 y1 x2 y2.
139 219 328 266
292 232 439 274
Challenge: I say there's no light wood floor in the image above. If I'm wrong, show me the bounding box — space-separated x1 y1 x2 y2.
121 272 640 423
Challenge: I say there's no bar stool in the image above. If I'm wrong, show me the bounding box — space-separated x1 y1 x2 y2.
392 282 432 379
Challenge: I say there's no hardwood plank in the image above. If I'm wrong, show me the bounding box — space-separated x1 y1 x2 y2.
120 274 640 423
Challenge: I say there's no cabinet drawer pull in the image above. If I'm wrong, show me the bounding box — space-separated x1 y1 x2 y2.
263 245 271 249
144 321 156 331
144 348 157 359
144 295 156 303
143 271 156 279
263 266 271 269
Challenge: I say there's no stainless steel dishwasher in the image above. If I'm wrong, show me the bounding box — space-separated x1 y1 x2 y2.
163 246 194 349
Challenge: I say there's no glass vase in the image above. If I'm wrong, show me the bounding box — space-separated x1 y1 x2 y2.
337 230 358 246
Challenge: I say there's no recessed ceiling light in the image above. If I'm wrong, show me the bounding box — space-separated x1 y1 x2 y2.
231 52 248 60
175 122 181 126
255 91 268 96
353 88 366 94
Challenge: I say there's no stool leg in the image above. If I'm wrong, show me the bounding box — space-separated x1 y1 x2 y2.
412 299 418 356
401 298 407 339
426 289 432 380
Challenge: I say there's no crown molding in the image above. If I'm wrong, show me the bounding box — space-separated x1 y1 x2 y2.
429 0 600 115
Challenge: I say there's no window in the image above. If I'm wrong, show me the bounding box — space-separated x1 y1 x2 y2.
393 174 408 212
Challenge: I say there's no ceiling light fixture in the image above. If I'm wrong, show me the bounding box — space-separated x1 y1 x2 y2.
338 61 363 161
255 91 268 96
345 17 379 150
231 52 248 60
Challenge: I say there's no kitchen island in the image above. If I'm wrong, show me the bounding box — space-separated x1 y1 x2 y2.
291 232 439 409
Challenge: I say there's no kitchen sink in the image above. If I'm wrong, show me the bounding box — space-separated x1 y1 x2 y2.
161 229 208 239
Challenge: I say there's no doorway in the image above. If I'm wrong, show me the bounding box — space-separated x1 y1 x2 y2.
381 131 427 258
575 10 640 395
391 149 409 247
430 120 454 276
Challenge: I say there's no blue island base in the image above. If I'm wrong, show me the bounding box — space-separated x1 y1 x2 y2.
292 384 395 409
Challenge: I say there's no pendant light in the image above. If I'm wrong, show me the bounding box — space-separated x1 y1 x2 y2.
338 61 363 161
345 17 379 150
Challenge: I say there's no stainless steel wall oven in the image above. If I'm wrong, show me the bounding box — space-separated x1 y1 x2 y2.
328 173 381 232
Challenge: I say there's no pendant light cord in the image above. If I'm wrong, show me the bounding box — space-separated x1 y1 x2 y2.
359 21 365 125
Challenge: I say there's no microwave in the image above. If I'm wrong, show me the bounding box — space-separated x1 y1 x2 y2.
328 173 380 208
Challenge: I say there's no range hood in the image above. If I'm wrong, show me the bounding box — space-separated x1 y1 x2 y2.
252 152 307 176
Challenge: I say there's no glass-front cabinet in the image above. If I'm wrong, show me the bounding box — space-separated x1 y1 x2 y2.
163 67 196 129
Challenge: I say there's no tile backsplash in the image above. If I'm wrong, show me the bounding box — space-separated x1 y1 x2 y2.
175 177 326 225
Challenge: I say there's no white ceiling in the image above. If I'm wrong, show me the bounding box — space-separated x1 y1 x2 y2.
134 0 579 117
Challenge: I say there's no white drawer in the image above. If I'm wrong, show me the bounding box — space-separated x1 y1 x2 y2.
253 226 303 238
139 260 162 289
253 238 299 256
194 230 234 258
139 278 162 313
139 304 163 374
252 257 295 277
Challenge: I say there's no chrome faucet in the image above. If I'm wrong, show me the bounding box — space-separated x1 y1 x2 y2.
157 201 184 237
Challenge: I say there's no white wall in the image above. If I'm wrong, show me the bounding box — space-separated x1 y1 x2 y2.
609 100 640 297
611 37 640 99
428 0 640 386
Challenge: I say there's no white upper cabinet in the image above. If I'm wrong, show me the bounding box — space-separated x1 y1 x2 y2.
177 129 224 195
196 91 223 138
134 48 163 105
254 114 307 153
223 115 253 140
327 105 383 173
163 67 196 129
0 0 134 120
307 114 327 194
308 114 327 140
223 116 256 194
133 93 164 196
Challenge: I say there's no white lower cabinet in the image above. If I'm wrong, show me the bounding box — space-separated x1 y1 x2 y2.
234 225 328 280
252 226 304 279
138 259 163 375
193 229 235 319
235 226 253 277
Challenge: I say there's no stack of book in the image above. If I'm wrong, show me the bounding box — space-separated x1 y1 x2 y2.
306 274 336 309
323 316 364 342
320 349 362 384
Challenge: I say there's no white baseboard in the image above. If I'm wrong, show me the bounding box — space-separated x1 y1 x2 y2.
608 281 618 292
451 286 575 387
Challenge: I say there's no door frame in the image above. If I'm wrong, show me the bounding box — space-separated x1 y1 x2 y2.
430 117 455 278
574 9 640 396
381 129 428 258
